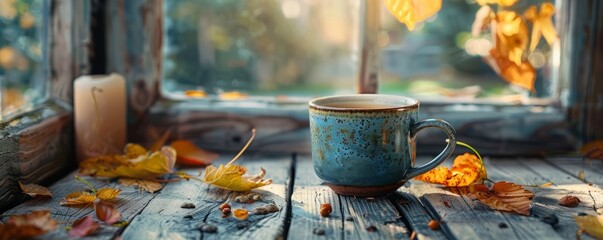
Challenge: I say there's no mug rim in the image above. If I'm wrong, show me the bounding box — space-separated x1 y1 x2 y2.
309 94 419 112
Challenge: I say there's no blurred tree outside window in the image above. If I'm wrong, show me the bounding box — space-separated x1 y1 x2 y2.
0 0 46 120
163 0 558 103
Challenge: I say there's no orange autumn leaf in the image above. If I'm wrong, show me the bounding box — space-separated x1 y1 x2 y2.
204 129 272 191
415 153 488 187
79 144 176 180
95 188 121 201
60 191 97 206
579 140 603 160
494 11 529 66
219 91 248 100
18 182 52 198
68 216 100 238
0 210 57 240
575 215 603 239
384 0 442 31
524 3 558 52
184 89 208 98
118 178 164 193
171 140 219 166
468 181 534 215
95 201 121 224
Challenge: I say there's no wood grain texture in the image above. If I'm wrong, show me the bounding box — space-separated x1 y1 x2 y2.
3 171 157 239
544 156 603 186
121 153 292 240
390 191 449 240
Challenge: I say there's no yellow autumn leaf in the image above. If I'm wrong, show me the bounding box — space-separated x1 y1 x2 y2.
524 2 558 52
415 153 488 187
119 178 164 193
95 188 121 201
60 191 97 206
203 129 272 191
384 0 442 31
494 11 529 66
79 144 176 180
575 215 603 239
486 48 536 91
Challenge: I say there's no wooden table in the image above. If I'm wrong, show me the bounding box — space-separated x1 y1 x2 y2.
4 153 602 240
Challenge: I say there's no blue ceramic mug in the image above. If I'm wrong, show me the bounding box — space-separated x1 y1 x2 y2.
309 94 456 196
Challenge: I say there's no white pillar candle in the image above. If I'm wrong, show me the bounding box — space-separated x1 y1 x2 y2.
74 73 126 162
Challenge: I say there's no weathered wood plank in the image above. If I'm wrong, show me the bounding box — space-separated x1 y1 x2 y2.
411 156 603 240
544 156 603 186
121 153 292 240
3 172 157 239
290 155 415 240
390 190 449 240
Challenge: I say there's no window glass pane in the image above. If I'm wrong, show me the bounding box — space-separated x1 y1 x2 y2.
163 0 359 98
0 0 47 119
163 0 559 103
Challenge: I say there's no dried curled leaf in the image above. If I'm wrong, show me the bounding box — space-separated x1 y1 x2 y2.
68 216 100 238
0 210 57 240
171 140 219 166
119 178 164 193
467 181 534 215
19 182 52 198
79 144 176 180
203 129 272 191
60 191 97 206
95 201 121 224
415 153 487 187
580 140 603 160
95 188 121 201
575 215 603 239
384 0 442 31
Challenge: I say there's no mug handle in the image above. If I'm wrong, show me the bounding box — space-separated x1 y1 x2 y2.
402 119 456 180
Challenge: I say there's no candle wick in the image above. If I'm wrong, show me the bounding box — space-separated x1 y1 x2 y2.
91 87 104 133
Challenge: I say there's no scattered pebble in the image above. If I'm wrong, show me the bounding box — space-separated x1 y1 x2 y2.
252 194 261 201
320 203 332 217
498 223 508 228
252 207 270 215
313 228 325 235
181 203 196 209
235 195 249 203
366 225 378 232
345 216 354 222
200 224 217 233
428 220 440 230
183 215 193 219
541 214 559 226
265 203 279 212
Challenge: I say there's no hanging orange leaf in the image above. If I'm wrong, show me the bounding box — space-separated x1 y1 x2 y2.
575 215 603 239
476 0 517 7
68 216 100 238
467 181 534 215
184 90 208 98
219 91 248 100
60 191 97 206
79 144 176 180
18 182 52 198
95 188 121 201
204 129 272 191
0 210 57 240
486 48 535 91
524 3 558 52
384 0 442 31
415 153 488 187
95 201 121 225
118 178 164 193
171 140 219 166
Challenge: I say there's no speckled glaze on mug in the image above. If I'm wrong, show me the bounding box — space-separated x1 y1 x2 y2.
309 95 456 196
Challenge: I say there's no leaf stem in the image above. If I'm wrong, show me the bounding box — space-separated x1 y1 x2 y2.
456 141 483 162
75 175 96 194
226 129 256 166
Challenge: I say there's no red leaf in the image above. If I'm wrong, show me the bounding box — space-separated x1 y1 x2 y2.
68 216 100 238
171 140 218 166
95 201 121 224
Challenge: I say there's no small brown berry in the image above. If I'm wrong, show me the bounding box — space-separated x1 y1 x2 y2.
558 195 580 207
428 220 440 230
222 207 231 215
219 203 231 210
320 203 332 217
